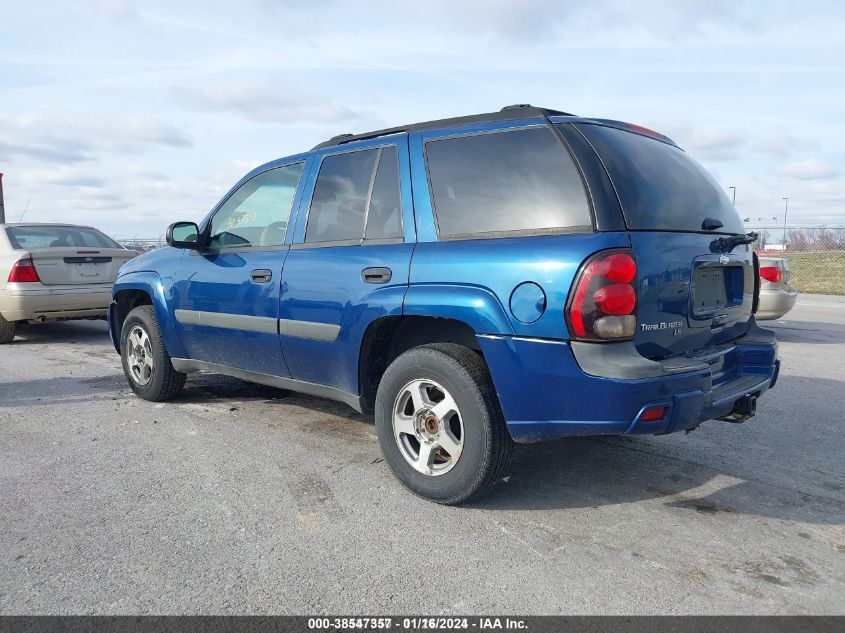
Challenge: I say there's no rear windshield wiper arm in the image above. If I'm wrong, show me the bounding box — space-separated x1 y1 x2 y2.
714 232 758 253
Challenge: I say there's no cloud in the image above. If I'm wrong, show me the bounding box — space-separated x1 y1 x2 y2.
96 0 141 21
120 116 192 148
393 0 787 44
656 122 747 161
751 133 820 157
0 113 192 165
171 83 363 124
683 128 747 161
652 123 833 168
14 166 108 189
779 158 840 180
0 140 92 164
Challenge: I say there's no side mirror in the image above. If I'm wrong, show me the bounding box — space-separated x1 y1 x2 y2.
166 222 202 249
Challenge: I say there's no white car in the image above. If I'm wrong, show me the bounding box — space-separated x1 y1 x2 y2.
0 223 135 343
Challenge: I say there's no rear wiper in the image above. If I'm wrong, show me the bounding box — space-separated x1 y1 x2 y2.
713 232 758 253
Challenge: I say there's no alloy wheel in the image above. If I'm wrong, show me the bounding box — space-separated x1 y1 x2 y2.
392 379 464 476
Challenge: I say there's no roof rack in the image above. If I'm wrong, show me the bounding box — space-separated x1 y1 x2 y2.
312 104 575 150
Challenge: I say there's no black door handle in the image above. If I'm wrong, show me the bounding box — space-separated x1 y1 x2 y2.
250 269 272 283
362 267 392 284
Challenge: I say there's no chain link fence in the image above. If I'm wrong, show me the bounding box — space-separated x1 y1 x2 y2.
750 225 845 296
114 237 166 253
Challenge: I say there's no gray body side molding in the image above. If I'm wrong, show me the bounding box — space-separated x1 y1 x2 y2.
174 309 340 342
278 318 340 342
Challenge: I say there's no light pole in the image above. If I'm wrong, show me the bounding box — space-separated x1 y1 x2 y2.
0 173 5 224
728 186 736 205
781 197 788 246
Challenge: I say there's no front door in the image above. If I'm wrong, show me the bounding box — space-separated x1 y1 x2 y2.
279 138 415 396
172 161 307 376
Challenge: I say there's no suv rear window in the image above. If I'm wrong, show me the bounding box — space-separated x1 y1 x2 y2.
425 127 591 238
573 123 744 234
6 226 122 249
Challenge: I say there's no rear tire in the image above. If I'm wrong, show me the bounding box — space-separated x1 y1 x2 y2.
120 305 186 401
0 314 15 344
375 343 513 505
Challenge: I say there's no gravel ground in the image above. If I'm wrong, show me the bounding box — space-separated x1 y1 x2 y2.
1 296 843 615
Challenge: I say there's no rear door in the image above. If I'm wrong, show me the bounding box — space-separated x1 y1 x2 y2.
572 123 754 360
279 136 414 395
5 225 134 285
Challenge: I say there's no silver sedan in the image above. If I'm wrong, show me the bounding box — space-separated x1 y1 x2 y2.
757 255 798 320
0 223 135 343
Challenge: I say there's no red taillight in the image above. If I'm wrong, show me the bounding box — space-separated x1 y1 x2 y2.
594 283 636 315
600 253 637 283
759 266 783 283
566 250 637 341
8 258 41 283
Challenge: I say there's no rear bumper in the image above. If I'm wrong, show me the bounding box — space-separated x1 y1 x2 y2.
477 321 779 442
0 284 111 321
757 287 798 320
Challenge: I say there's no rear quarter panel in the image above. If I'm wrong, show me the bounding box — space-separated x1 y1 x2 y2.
407 232 631 338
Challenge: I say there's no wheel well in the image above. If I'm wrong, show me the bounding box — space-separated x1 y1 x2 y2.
113 290 153 348
358 316 482 415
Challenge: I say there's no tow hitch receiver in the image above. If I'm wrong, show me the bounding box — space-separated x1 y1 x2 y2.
717 394 757 423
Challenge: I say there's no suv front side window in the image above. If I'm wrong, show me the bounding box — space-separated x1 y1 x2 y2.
208 162 305 249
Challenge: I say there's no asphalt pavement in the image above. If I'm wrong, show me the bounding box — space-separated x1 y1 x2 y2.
1 297 843 614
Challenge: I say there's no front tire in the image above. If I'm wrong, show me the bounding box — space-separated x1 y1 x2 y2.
120 305 186 401
0 314 15 344
375 343 513 505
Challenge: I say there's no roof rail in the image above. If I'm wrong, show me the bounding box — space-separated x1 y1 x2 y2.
312 104 575 150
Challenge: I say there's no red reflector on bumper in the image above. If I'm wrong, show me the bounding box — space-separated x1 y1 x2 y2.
640 406 667 422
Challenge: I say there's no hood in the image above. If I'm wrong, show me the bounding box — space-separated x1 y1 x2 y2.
117 246 185 278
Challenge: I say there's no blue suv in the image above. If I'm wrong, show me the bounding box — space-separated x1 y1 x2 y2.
110 105 779 504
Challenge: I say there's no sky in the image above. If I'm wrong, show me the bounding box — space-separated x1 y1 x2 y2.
1 0 844 239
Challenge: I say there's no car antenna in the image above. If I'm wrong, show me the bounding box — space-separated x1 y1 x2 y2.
18 197 31 222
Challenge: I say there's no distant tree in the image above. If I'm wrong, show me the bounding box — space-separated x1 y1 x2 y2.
817 228 836 251
788 229 808 252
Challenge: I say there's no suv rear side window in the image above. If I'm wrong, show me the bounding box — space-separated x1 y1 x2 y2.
365 146 402 240
306 149 378 243
306 146 403 244
574 124 744 234
425 126 591 238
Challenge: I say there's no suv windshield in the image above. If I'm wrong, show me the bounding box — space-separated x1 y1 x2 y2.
572 123 744 234
6 226 123 249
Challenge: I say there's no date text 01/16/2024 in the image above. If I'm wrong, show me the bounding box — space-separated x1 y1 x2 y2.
306 617 528 630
